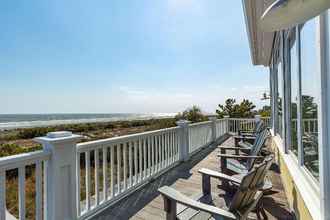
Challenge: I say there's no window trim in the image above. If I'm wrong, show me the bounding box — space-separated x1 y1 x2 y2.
317 12 330 220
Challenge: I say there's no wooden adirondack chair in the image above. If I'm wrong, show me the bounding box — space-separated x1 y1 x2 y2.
158 156 273 220
234 121 266 146
222 127 269 156
218 129 269 174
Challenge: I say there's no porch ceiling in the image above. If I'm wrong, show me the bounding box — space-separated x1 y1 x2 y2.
242 0 276 67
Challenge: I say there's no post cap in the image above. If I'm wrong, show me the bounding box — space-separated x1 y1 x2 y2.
207 114 218 120
34 131 82 145
47 131 73 138
176 120 191 126
254 115 261 121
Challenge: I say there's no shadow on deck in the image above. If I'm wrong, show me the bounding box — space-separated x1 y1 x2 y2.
92 137 294 220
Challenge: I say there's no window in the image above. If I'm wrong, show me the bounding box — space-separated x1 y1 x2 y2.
289 29 298 155
277 59 284 138
300 19 319 179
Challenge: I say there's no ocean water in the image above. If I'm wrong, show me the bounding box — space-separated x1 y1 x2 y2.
0 113 176 130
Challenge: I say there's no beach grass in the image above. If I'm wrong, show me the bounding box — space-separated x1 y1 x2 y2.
1 117 177 218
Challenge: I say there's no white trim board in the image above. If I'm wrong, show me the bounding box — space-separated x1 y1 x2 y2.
272 135 321 220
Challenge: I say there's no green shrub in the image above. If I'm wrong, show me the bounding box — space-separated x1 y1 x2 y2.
0 143 41 157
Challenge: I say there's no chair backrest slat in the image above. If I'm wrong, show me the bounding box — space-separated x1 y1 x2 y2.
229 156 273 212
246 129 269 170
254 120 264 135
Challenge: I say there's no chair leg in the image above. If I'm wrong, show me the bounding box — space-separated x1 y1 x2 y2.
202 174 211 195
220 148 227 173
163 196 177 220
256 199 268 220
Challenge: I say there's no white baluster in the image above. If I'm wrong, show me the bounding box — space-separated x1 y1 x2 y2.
139 139 143 181
19 166 26 220
85 151 91 211
151 136 155 175
147 137 151 177
95 149 100 206
157 135 161 172
143 138 147 179
0 170 6 220
129 142 133 187
35 161 42 220
117 144 121 195
134 141 138 184
102 147 108 201
123 143 127 190
110 146 114 197
76 153 81 216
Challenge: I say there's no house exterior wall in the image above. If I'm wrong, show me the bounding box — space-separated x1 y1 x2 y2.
270 136 315 220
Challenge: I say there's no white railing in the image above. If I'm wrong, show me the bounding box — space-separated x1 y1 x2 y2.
227 117 271 134
188 121 213 154
228 118 256 133
76 127 180 218
292 118 318 134
215 119 227 138
0 151 51 220
261 117 271 127
0 117 238 220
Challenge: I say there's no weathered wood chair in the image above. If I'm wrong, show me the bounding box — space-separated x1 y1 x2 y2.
218 129 269 174
158 156 273 220
234 121 266 147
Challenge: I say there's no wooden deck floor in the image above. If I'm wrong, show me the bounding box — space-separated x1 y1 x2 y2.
93 137 295 220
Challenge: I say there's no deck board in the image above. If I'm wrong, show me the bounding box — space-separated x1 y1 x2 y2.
93 137 294 220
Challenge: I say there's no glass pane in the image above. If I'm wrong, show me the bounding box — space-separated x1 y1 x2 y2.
277 60 283 138
300 19 319 180
290 31 298 155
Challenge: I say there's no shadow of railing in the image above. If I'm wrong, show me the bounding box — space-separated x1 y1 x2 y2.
92 135 229 219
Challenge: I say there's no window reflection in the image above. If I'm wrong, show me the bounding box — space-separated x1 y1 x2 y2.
290 30 298 156
278 60 283 138
300 19 319 179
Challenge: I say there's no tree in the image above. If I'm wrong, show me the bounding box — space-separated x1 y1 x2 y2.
257 105 271 117
302 95 317 119
175 105 207 123
216 99 256 118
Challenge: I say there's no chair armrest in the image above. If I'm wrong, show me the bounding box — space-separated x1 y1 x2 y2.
233 135 256 139
198 168 241 184
218 146 250 151
158 186 236 219
217 154 264 159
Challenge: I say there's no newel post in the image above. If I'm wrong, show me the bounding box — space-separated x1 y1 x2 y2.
254 114 261 123
224 115 230 133
208 115 217 142
35 131 82 220
176 120 191 162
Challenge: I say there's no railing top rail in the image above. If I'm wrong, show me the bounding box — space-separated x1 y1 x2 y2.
0 150 51 171
228 118 256 120
77 126 179 152
216 118 226 122
188 121 212 127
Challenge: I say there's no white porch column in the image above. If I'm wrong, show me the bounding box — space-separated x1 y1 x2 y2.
208 115 217 142
176 120 191 162
35 131 82 220
318 12 330 220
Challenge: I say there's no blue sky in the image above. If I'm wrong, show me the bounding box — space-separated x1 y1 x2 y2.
0 0 268 114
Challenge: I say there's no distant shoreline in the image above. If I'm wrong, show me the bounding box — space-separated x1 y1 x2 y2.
0 113 176 130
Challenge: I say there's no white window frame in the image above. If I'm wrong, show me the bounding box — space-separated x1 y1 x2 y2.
271 15 330 220
317 12 330 220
